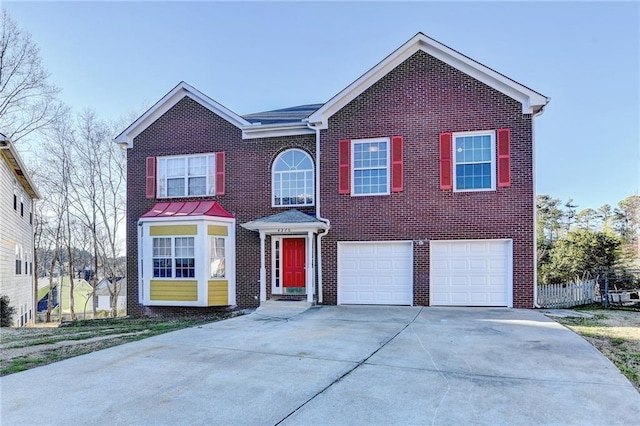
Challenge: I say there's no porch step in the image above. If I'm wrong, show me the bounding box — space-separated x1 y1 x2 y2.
254 300 312 319
259 300 312 309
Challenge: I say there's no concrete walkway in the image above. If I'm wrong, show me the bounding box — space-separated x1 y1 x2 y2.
1 306 638 425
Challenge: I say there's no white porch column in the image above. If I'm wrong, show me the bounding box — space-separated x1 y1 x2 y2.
259 231 267 302
307 231 314 303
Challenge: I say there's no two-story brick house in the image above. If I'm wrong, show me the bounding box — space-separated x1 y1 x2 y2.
116 33 548 316
1 133 40 326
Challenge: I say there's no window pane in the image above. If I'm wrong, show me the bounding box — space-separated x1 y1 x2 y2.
175 258 195 278
157 159 167 197
456 164 491 189
175 237 194 257
208 155 216 195
188 157 206 176
167 178 185 197
210 237 226 278
188 177 206 195
166 158 185 177
153 238 172 257
153 258 172 278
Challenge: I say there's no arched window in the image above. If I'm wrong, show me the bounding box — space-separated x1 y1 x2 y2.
272 149 314 207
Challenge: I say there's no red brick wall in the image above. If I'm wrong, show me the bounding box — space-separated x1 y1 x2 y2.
126 48 536 314
126 96 315 316
319 50 535 308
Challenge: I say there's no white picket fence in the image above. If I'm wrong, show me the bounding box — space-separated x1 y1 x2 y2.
537 280 597 309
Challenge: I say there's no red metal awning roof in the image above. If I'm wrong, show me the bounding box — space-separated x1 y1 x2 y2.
141 201 234 218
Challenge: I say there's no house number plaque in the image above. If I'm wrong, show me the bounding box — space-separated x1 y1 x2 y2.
277 228 291 233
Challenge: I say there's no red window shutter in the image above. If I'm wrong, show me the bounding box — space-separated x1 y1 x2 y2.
145 157 156 199
339 139 350 194
215 152 225 195
439 133 453 190
391 135 404 192
497 129 511 187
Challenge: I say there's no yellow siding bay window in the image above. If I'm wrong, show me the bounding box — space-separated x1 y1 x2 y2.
138 202 236 307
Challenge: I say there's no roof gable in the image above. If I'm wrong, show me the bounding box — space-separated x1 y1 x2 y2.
307 33 549 128
115 82 251 148
241 209 329 232
0 134 40 199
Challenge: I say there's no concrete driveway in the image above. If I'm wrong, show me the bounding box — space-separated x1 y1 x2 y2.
1 306 638 425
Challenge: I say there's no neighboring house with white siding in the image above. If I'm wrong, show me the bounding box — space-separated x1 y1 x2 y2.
0 133 40 326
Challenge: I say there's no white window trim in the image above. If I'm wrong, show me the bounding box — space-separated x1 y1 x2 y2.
350 137 391 197
15 245 22 275
151 236 196 279
156 153 216 199
272 148 315 208
452 130 496 193
209 236 227 279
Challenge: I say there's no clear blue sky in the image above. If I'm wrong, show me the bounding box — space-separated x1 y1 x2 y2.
6 1 639 211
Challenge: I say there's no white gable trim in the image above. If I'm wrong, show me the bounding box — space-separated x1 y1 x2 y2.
115 82 251 148
0 136 40 199
308 33 549 129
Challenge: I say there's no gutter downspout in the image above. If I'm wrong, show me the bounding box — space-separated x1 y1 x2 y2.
531 103 548 308
307 122 330 304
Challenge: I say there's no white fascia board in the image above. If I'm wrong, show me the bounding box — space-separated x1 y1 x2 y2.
0 139 41 199
115 81 251 148
242 122 315 139
308 33 549 128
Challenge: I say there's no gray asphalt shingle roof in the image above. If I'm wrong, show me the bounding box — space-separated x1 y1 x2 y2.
254 209 320 223
242 104 323 125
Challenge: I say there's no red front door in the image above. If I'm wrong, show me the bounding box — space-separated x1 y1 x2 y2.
282 238 306 288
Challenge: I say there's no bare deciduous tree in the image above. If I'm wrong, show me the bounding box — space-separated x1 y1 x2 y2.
0 9 64 142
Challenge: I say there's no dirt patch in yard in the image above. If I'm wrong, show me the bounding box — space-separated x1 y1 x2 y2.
553 309 640 391
0 315 234 376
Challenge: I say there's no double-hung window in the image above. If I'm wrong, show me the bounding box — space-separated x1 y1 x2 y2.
453 131 495 191
15 245 21 275
152 238 172 278
352 138 389 196
157 154 216 198
152 236 195 278
210 237 226 278
174 237 195 278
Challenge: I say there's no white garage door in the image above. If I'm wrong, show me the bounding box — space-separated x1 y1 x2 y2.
338 242 413 305
430 240 511 307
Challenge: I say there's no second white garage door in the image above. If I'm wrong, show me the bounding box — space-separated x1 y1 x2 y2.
338 241 413 305
430 240 512 307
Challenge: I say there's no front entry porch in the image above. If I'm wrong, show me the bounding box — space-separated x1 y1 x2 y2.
241 209 329 304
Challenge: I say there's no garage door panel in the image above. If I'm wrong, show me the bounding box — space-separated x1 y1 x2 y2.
338 242 412 305
450 292 470 303
470 259 488 269
469 276 488 286
469 243 488 253
450 259 468 270
469 293 490 303
451 276 468 286
430 240 511 307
